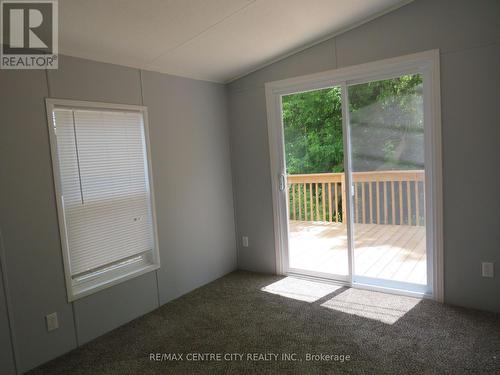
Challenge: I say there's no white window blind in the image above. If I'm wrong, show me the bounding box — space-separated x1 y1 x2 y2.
51 105 157 290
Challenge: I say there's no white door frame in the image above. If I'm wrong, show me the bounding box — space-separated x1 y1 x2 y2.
265 49 443 302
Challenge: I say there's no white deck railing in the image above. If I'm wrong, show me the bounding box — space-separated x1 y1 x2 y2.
287 170 425 226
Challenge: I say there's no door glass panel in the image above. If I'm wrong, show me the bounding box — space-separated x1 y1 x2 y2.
282 86 348 277
347 74 427 290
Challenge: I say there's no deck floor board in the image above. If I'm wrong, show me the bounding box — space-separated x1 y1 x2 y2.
288 220 427 285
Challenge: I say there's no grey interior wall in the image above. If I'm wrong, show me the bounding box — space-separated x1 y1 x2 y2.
142 71 236 304
438 44 500 312
0 55 236 373
0 234 16 375
0 69 78 373
227 0 500 312
0 278 15 375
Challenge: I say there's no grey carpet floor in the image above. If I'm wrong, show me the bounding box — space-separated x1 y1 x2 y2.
30 271 500 374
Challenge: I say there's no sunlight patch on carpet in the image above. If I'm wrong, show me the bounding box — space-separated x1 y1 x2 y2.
261 277 343 302
321 288 421 324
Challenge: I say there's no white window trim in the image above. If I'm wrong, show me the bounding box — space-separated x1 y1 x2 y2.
265 49 444 302
45 98 161 301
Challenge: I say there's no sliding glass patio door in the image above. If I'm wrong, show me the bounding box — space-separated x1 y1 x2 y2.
280 75 429 293
346 74 429 293
267 51 441 299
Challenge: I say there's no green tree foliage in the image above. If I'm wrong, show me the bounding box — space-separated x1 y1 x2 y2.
281 74 423 175
282 87 344 174
348 74 423 171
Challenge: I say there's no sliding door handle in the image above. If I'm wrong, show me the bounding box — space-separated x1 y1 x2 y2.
279 174 286 191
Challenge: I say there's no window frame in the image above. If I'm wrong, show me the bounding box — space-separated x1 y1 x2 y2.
45 98 160 301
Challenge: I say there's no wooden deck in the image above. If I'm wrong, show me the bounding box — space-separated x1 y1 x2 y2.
288 220 427 285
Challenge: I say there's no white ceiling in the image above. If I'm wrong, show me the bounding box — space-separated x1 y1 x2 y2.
59 0 411 83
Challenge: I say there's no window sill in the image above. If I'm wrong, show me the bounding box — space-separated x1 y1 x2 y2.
69 258 159 301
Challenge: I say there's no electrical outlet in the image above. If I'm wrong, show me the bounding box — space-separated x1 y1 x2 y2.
481 262 494 278
242 236 249 248
46 312 58 332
